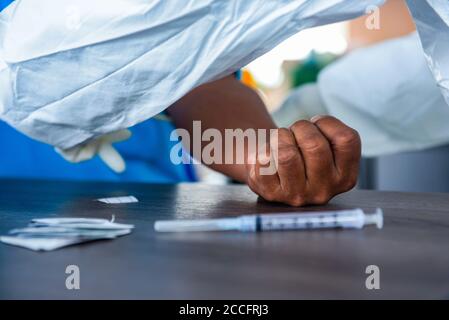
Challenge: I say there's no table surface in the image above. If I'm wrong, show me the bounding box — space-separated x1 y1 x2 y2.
0 179 448 299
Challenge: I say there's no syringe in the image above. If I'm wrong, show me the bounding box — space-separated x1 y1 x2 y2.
154 208 383 233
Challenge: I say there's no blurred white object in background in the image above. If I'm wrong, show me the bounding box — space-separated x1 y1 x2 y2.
272 83 326 127
247 23 348 88
274 33 449 157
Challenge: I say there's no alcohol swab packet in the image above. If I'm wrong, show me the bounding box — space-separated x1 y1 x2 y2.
31 217 134 230
97 196 138 204
0 229 132 251
0 216 134 251
9 227 132 238
0 236 88 251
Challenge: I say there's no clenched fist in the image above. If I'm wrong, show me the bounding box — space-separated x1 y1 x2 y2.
246 116 361 206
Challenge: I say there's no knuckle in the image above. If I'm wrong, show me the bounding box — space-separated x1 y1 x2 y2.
277 146 298 165
312 192 332 205
247 181 259 196
287 195 306 207
290 120 312 133
246 174 257 190
342 175 358 191
246 175 263 195
334 128 360 146
300 134 327 153
277 128 293 142
258 182 281 202
313 115 336 124
262 191 277 202
257 152 271 166
247 166 257 181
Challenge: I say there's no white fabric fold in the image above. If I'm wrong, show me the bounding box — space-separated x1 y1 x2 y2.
0 0 384 149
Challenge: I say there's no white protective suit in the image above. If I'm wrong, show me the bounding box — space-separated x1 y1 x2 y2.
274 33 449 157
0 0 448 155
0 0 385 150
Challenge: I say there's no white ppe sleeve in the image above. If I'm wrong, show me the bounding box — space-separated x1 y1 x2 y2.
406 0 449 108
0 0 384 149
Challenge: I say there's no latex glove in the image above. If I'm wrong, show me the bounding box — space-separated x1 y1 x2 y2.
55 129 132 173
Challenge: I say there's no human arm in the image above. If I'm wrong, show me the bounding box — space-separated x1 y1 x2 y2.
168 75 361 206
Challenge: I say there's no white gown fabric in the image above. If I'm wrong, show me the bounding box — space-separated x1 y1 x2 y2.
1 0 448 151
0 0 385 149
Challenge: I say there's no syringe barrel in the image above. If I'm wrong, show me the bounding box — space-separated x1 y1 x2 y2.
240 209 366 232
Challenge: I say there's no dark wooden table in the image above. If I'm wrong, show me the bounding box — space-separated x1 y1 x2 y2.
0 179 448 299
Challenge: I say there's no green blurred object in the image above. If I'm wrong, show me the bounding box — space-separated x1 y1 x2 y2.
290 51 338 88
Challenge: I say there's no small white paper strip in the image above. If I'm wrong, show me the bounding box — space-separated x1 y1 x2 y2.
97 196 138 204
